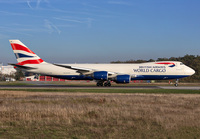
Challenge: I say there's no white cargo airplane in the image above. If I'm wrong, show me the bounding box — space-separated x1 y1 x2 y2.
9 40 195 87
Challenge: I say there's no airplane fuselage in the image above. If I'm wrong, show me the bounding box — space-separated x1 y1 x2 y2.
23 61 194 81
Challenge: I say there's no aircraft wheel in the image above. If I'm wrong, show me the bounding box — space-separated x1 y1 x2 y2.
97 81 104 86
104 81 111 87
174 79 179 87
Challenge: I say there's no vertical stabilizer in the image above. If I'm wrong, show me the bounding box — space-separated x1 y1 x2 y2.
9 40 44 65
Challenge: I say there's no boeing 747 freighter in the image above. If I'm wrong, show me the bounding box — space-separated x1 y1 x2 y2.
9 40 195 86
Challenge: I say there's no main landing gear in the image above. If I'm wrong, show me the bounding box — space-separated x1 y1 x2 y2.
174 79 179 87
96 80 111 87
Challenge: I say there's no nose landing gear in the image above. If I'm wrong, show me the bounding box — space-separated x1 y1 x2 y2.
174 79 179 87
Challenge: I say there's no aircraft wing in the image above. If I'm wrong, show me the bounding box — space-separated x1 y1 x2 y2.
53 63 91 72
53 63 116 76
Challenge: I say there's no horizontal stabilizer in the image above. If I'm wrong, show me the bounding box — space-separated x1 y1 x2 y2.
8 63 37 69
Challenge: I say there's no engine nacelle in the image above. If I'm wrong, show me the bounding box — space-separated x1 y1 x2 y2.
115 75 131 83
93 71 108 80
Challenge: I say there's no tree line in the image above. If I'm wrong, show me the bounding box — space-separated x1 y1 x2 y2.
111 55 200 82
0 70 24 81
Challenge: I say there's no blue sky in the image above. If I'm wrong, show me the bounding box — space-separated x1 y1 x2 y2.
0 0 200 64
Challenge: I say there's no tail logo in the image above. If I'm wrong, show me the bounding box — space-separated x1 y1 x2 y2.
10 40 44 65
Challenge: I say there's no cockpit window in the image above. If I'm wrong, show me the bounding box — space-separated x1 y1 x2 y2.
180 63 184 65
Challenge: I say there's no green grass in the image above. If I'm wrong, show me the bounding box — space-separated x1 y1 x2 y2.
1 88 200 94
0 81 33 86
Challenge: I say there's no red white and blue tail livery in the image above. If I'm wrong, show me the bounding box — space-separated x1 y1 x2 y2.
10 40 44 65
9 40 195 87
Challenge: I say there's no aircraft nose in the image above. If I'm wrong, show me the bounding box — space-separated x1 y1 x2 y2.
186 67 195 75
